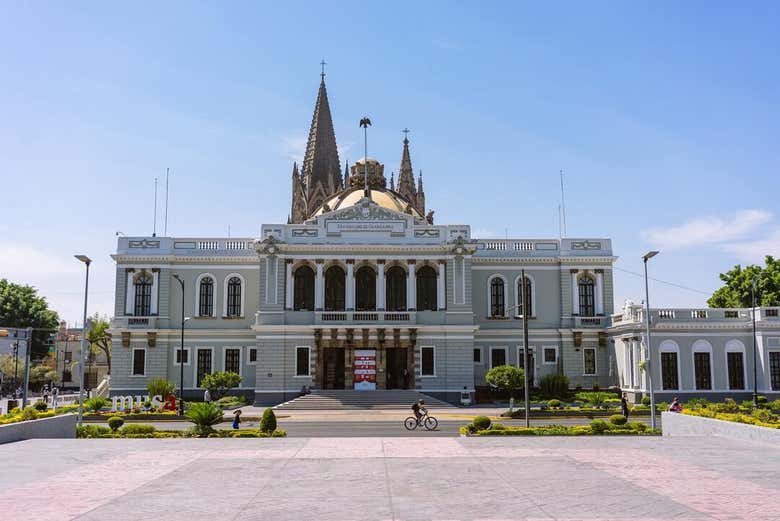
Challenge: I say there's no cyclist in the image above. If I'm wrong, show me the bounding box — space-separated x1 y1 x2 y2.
411 399 426 422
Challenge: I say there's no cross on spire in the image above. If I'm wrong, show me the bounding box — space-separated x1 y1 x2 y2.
402 127 410 143
320 59 327 79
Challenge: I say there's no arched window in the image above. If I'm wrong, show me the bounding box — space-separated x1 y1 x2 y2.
226 276 242 317
516 276 533 317
490 277 505 317
416 265 437 311
578 276 595 317
355 266 376 311
198 276 214 317
293 266 315 311
133 272 152 316
324 265 345 311
385 266 407 311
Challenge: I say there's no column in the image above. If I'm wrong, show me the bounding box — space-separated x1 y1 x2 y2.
346 260 355 311
125 270 134 315
315 260 324 311
376 260 385 310
150 269 159 315
436 260 446 310
570 270 579 315
285 260 293 310
595 270 604 315
407 260 416 311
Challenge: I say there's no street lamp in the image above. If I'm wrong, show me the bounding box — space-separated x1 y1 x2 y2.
74 254 91 426
642 250 659 431
751 277 759 407
520 269 530 428
172 275 190 416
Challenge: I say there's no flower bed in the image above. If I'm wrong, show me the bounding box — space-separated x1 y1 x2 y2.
0 405 79 426
682 408 780 429
461 415 659 436
77 424 286 439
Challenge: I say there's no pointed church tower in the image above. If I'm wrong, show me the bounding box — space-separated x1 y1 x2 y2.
396 131 418 208
290 162 307 224
343 161 350 191
301 73 342 215
416 170 426 216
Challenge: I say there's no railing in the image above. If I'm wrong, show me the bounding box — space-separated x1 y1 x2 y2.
315 311 415 324
691 310 708 319
112 316 157 329
658 309 676 319
574 316 604 328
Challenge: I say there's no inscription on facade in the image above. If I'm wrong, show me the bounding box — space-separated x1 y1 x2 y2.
326 220 406 234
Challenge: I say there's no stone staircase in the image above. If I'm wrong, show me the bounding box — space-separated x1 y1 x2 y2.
274 390 454 410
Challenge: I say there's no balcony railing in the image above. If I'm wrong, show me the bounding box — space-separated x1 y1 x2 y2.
112 316 157 329
315 311 415 324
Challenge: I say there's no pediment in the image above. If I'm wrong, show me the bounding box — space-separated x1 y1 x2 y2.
320 197 413 222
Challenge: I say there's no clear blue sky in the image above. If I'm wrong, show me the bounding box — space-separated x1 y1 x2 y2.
2 2 779 325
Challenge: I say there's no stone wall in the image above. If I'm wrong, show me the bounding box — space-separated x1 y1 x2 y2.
0 414 77 445
662 411 780 444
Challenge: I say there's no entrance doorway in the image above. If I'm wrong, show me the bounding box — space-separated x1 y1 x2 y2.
386 348 409 389
322 348 345 390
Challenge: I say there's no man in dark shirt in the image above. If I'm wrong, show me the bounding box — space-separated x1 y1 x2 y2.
411 399 425 421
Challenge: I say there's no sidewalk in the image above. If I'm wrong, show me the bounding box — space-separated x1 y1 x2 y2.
224 406 507 421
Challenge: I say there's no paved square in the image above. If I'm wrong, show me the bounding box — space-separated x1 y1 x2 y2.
0 436 778 521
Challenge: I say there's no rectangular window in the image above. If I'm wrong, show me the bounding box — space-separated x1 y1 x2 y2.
543 347 557 364
196 348 212 386
727 351 745 390
225 348 240 374
421 346 435 376
296 347 310 376
583 348 596 375
770 352 780 391
694 352 711 390
661 352 679 390
175 348 189 365
490 348 506 368
248 348 258 364
132 349 146 376
473 348 481 364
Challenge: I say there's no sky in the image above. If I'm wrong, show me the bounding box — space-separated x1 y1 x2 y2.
1 2 779 325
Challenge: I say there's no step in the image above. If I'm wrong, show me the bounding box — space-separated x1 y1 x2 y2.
274 390 454 410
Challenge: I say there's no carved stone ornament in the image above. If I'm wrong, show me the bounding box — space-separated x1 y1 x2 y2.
571 240 602 250
448 235 477 256
328 198 406 222
255 235 284 255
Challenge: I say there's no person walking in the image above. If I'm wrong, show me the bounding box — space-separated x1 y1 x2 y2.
42 385 50 406
620 393 630 420
203 389 211 404
232 409 242 430
51 386 60 409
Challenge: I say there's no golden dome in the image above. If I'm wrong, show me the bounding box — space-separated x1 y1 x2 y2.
313 187 422 218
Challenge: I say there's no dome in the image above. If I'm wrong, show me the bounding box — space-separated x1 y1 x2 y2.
354 156 380 165
312 187 423 218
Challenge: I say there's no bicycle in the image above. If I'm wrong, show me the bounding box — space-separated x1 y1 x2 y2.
404 408 438 431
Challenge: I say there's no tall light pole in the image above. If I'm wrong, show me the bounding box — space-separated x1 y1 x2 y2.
642 251 659 431
75 254 92 426
521 269 530 428
751 277 759 407
172 275 189 416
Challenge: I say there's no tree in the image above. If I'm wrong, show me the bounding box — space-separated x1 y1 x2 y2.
0 355 53 392
200 371 241 401
485 365 525 398
0 279 60 360
86 314 112 374
707 256 780 308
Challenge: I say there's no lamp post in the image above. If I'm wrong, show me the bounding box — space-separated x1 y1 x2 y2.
74 254 92 426
521 269 530 428
642 251 659 431
751 277 759 407
172 275 190 416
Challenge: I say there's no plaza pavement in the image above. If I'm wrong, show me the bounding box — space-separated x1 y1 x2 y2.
1 436 778 521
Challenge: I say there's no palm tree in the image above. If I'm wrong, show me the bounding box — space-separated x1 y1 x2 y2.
86 314 111 374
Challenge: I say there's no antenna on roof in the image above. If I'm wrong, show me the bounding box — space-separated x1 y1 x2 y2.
153 177 158 237
557 204 562 240
164 167 170 236
559 169 567 237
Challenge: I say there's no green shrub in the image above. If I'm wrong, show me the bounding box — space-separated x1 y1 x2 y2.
575 392 614 408
752 408 778 423
20 407 39 421
77 425 111 438
200 371 242 401
472 415 491 431
715 398 740 413
641 395 651 406
547 399 562 409
147 378 176 399
769 400 780 413
686 398 710 409
33 400 48 412
629 421 648 432
590 419 609 434
609 414 627 426
757 395 768 405
185 402 224 436
121 424 156 435
539 374 569 398
84 397 109 413
485 365 525 398
215 395 248 409
490 423 506 431
260 408 277 433
107 416 125 432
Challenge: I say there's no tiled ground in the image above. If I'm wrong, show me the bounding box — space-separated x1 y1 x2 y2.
0 436 778 521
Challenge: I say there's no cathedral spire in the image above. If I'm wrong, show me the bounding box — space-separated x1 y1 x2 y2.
343 161 349 190
301 71 341 214
290 162 307 224
390 172 395 191
396 128 418 208
416 170 426 216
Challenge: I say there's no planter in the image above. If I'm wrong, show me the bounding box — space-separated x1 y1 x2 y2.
662 411 780 444
0 413 76 444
